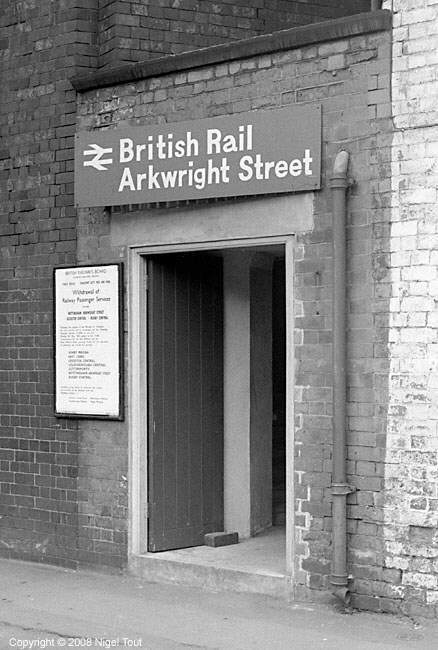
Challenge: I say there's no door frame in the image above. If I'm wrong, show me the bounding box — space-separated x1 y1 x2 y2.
128 234 295 574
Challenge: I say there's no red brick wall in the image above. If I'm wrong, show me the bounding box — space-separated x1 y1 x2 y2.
98 0 371 68
260 1 371 31
0 0 98 567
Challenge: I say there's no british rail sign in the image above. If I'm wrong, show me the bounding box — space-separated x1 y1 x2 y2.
74 105 321 207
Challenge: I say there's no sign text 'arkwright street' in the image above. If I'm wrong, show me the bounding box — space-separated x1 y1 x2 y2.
75 106 321 207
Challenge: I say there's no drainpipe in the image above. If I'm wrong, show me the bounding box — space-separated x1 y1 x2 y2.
329 151 355 606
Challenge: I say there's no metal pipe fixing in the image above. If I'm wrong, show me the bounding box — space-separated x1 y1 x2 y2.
329 151 355 606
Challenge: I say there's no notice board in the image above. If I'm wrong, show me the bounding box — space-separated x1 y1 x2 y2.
54 263 124 419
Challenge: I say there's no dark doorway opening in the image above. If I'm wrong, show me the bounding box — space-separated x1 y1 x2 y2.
146 245 286 553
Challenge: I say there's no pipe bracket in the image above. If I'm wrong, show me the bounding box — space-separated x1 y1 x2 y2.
331 483 356 496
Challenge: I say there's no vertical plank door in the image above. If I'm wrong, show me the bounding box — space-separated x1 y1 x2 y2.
147 253 224 552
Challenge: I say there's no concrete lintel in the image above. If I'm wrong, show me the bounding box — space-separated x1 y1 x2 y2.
110 194 314 249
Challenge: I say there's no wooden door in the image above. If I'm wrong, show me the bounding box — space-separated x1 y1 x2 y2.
147 253 224 552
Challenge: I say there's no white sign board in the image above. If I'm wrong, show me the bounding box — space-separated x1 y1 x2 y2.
54 264 123 419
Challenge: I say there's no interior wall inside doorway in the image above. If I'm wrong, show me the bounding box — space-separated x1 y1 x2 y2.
272 258 286 526
223 246 285 539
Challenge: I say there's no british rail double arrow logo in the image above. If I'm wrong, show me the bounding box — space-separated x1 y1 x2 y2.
83 143 113 171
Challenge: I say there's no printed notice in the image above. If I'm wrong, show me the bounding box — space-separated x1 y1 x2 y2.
54 264 122 418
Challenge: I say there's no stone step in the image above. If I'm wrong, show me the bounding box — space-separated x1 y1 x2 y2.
130 553 291 600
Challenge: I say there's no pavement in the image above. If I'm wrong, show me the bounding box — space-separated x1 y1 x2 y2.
1 558 438 650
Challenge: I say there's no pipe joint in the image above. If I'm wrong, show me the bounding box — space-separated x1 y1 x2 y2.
330 572 349 587
329 175 349 190
331 482 356 496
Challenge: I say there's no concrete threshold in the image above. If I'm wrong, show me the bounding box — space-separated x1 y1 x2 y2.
130 526 291 599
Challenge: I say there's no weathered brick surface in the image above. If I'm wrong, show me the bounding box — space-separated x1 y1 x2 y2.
6 0 438 621
0 0 98 566
98 0 371 69
371 0 438 619
0 0 376 573
76 25 392 593
10 0 438 623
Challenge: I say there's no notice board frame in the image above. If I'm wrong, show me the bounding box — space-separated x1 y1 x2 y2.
53 262 124 420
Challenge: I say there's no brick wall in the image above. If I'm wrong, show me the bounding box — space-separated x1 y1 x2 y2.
375 0 438 618
76 25 392 593
0 0 98 567
98 0 371 68
5 0 437 620
0 0 377 573
294 33 392 598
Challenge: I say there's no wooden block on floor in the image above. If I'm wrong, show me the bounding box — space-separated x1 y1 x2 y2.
204 532 239 547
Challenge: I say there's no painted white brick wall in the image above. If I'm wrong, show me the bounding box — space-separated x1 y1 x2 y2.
382 0 438 614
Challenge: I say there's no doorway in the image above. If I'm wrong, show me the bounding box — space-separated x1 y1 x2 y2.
145 245 286 555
